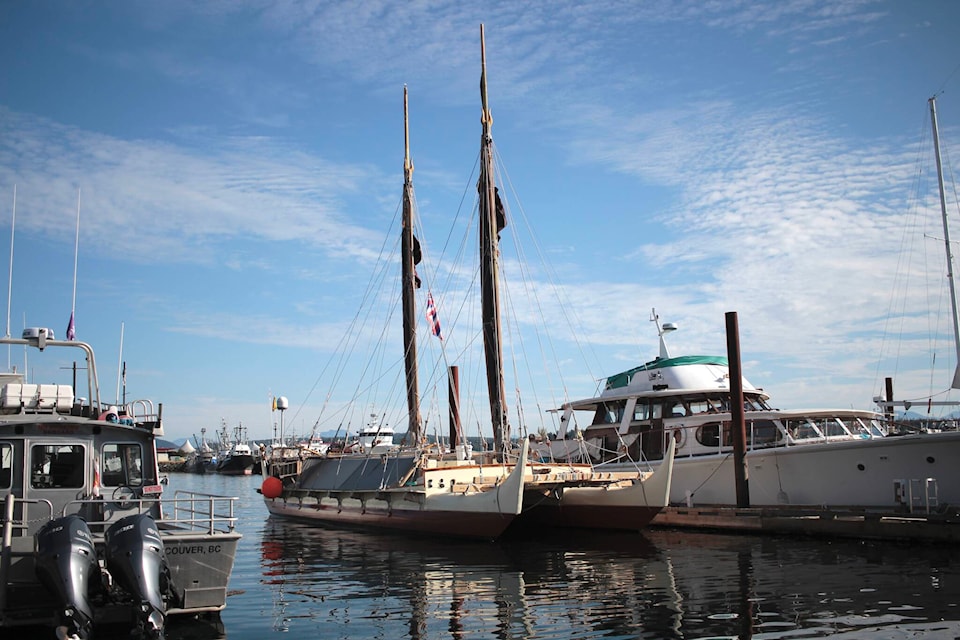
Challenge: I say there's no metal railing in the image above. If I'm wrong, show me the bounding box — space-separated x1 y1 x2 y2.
166 490 238 534
51 491 239 535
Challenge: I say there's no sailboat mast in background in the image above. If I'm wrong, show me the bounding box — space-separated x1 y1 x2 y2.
928 96 960 389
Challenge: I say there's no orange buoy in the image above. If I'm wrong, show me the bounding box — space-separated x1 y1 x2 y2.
261 476 283 499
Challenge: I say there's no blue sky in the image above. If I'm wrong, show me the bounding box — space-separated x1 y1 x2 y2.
3 1 960 443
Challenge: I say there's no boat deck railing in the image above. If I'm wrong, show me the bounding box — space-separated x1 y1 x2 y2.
1 496 54 538
37 490 240 536
165 490 239 534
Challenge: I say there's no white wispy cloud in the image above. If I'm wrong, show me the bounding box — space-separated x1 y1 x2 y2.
0 108 388 264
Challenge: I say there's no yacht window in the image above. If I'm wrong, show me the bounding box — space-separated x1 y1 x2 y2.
0 443 12 489
101 443 143 487
865 419 887 437
31 444 85 489
593 402 625 425
819 417 849 437
743 395 772 411
687 399 713 415
785 419 823 440
839 417 874 437
664 402 688 418
696 423 722 448
747 419 783 446
633 402 651 421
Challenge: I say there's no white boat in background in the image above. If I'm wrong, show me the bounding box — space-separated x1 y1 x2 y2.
0 328 240 639
342 415 397 455
532 310 960 509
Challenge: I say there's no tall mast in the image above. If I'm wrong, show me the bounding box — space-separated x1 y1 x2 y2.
401 86 423 439
478 24 510 455
929 96 960 389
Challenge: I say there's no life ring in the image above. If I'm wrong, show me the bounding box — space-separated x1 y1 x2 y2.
670 428 686 449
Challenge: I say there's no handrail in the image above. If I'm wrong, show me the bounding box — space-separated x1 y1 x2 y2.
58 491 238 535
171 490 238 534
0 497 54 535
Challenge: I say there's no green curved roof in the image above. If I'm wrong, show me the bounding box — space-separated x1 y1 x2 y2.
604 355 729 390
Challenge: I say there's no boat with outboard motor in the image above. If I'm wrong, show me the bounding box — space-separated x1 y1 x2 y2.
532 310 960 509
0 328 240 639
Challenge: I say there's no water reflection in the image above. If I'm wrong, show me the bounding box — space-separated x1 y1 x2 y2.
255 518 960 640
139 474 960 640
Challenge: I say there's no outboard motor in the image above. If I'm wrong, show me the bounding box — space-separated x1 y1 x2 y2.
34 515 99 640
104 513 170 640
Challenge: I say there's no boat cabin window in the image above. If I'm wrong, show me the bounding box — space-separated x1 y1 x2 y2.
744 395 772 411
592 402 624 425
816 417 849 437
0 442 11 489
101 443 143 487
31 444 85 489
663 402 689 418
632 402 651 421
696 422 725 448
840 416 883 437
687 398 725 415
863 418 887 437
747 419 783 446
785 419 822 440
696 420 783 449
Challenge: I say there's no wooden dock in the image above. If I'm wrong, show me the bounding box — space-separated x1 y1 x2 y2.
651 505 960 543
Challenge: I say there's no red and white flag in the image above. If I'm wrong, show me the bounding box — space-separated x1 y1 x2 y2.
426 292 442 340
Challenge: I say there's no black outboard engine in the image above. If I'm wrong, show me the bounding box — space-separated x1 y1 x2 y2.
104 513 170 640
34 515 99 640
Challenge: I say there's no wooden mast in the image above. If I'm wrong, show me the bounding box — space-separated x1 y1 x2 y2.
401 85 423 440
478 24 510 456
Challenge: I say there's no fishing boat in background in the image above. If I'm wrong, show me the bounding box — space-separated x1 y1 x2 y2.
215 421 256 476
183 428 216 474
532 309 960 509
0 328 240 639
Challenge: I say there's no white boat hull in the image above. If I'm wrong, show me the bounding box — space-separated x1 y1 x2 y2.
613 431 960 508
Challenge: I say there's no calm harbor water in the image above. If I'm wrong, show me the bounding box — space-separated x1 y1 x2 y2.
93 473 960 638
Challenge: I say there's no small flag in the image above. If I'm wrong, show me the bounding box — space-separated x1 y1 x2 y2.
426 292 442 340
66 311 76 340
